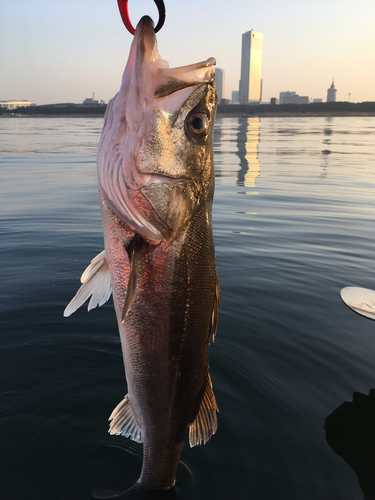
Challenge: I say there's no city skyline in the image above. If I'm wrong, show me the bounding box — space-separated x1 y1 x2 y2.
1 0 375 105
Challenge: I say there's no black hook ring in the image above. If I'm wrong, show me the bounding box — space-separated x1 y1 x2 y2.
117 0 166 35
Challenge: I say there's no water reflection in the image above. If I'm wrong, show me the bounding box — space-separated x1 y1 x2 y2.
236 117 261 187
213 116 223 179
325 390 375 499
321 117 333 173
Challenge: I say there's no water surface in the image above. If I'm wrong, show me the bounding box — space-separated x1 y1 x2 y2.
1 115 375 500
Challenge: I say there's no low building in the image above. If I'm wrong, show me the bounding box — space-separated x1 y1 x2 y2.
279 91 309 105
82 93 105 106
312 98 323 103
231 90 240 104
220 98 231 105
270 97 279 105
0 100 37 110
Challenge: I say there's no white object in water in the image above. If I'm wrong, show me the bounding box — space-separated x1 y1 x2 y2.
340 287 375 321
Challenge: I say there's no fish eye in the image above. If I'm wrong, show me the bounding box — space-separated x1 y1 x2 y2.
185 112 209 142
192 116 204 129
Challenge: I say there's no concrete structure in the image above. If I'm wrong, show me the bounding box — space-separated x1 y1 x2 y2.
82 97 105 105
239 30 263 105
0 100 37 110
82 93 105 105
220 98 231 105
232 90 240 104
279 91 309 105
215 68 225 103
270 97 279 105
327 80 337 102
312 98 323 103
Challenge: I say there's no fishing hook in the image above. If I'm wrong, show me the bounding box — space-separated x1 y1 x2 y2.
117 0 166 35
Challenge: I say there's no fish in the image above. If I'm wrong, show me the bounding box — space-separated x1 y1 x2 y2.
64 15 220 498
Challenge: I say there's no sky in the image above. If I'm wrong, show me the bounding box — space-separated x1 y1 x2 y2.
1 0 375 105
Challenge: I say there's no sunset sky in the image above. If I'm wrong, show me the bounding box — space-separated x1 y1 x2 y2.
1 0 374 105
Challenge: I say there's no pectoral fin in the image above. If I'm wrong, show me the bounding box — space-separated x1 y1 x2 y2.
121 235 150 323
63 250 112 317
211 272 221 342
121 237 138 322
189 375 218 447
108 394 143 443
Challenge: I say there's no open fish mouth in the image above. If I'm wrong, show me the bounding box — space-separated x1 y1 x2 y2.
126 15 216 112
97 16 216 242
153 57 216 113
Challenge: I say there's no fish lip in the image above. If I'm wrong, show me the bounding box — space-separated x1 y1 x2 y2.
136 15 157 50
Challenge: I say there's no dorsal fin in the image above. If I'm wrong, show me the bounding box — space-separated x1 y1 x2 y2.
63 250 112 317
189 375 218 447
108 394 143 443
211 272 221 342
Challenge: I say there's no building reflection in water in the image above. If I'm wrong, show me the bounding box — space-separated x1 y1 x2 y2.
213 116 223 179
236 116 261 187
325 389 375 500
321 116 333 174
213 116 261 189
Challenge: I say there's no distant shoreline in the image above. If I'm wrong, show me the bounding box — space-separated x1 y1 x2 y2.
0 114 105 119
1 112 374 119
1 101 375 119
216 101 375 117
217 111 375 117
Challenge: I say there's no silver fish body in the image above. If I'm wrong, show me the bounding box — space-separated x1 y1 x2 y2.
65 16 219 494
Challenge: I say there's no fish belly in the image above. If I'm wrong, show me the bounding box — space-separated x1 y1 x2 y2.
100 190 217 488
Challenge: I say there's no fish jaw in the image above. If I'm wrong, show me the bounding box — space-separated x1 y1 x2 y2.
97 15 217 243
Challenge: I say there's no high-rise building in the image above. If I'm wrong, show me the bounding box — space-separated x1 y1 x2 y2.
239 30 263 105
327 80 337 102
215 68 225 103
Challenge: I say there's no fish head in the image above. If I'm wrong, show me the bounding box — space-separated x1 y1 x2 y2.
98 16 217 242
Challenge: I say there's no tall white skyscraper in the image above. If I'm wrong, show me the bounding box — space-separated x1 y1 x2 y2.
239 30 263 105
215 68 225 103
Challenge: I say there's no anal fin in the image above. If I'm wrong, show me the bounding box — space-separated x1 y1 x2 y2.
109 394 143 443
189 375 218 447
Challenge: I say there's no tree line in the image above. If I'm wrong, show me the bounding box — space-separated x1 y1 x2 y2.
1 101 375 116
218 101 375 115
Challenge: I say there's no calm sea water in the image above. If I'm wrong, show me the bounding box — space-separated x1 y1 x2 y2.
1 115 375 500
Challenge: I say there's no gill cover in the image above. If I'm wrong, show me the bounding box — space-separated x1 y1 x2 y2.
97 16 216 242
